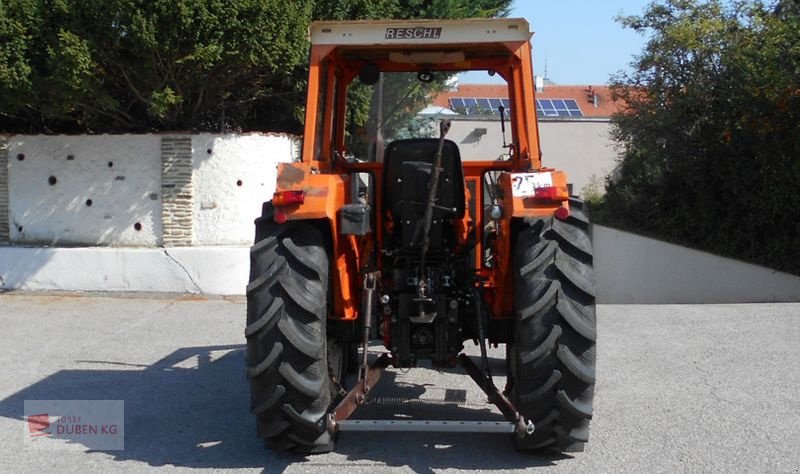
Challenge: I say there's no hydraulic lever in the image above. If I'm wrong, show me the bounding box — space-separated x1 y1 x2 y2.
418 119 451 277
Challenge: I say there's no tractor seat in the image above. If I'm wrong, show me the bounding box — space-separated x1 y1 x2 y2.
383 138 466 221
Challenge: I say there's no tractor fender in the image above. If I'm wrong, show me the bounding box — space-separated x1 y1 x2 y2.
273 162 358 320
490 169 572 318
498 169 571 219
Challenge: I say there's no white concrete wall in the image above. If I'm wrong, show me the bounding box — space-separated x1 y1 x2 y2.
0 246 248 295
191 133 298 245
2 133 798 303
593 225 800 304
443 119 617 196
7 135 162 246
448 120 510 162
539 121 617 196
2 225 798 302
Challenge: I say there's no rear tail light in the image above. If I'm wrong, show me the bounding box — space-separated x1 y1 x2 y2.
274 209 288 224
554 206 571 220
534 186 559 200
273 190 305 206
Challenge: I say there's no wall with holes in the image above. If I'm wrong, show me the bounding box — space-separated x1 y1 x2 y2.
7 135 162 246
191 134 297 245
1 133 299 247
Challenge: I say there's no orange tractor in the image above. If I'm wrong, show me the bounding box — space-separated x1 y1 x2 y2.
245 18 596 453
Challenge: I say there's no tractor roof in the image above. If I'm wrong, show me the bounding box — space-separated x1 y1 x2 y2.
309 18 532 47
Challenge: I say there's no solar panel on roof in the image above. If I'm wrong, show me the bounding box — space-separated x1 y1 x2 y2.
448 97 511 115
563 99 582 117
447 97 583 117
538 99 555 111
536 99 558 117
533 98 583 118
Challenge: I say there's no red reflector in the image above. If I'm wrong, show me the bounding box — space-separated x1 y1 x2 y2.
554 206 570 221
534 186 559 200
274 209 288 224
273 190 304 206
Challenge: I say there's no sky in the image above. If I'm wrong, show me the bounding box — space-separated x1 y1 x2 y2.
461 0 652 85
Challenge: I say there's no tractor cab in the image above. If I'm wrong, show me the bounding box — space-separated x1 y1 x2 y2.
300 18 541 168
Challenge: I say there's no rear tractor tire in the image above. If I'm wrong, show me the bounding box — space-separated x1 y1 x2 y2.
245 216 338 454
510 197 597 452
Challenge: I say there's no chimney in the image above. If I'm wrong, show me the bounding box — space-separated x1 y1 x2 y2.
587 86 598 107
535 75 544 92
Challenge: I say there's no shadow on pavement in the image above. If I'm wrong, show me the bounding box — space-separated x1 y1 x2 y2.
0 344 565 471
337 371 568 471
0 345 297 470
336 431 566 472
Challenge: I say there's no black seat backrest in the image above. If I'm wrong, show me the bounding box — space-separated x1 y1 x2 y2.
383 138 465 220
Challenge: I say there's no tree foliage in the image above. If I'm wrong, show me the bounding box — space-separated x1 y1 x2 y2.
602 0 800 274
0 0 510 133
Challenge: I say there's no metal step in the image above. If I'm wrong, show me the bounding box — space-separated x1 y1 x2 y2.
336 419 514 433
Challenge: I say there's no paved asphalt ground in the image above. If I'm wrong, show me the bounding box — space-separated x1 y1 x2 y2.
0 293 798 473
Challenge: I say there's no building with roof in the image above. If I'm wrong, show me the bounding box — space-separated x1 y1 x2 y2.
423 82 620 196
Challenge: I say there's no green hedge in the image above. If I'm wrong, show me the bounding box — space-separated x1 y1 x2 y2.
0 0 511 134
596 0 800 276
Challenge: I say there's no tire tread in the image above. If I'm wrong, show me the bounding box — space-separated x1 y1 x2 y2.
246 218 334 453
511 200 597 452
